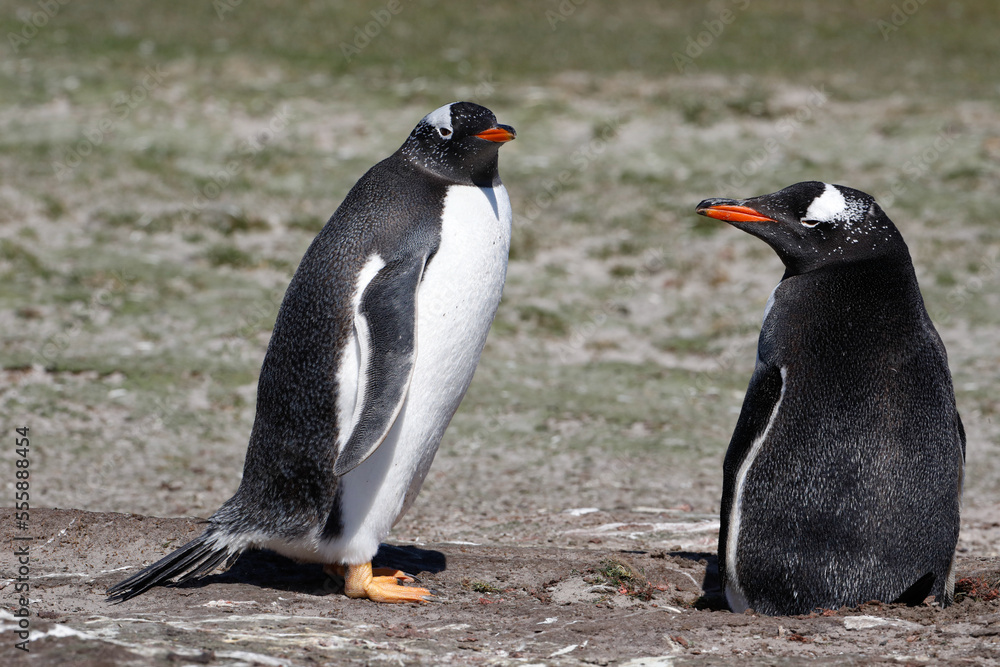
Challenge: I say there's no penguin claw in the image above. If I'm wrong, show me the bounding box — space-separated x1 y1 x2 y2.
371 567 418 583
360 582 434 604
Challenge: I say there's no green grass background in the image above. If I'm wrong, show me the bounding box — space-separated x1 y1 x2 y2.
1 1 997 542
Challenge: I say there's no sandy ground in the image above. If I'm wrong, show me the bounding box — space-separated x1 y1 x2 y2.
2 4 999 664
1 508 998 666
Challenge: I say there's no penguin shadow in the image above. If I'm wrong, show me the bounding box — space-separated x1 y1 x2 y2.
372 543 448 577
180 544 446 597
666 550 727 611
662 553 935 611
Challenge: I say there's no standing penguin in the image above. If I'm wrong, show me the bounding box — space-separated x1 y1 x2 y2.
108 102 516 603
696 181 965 616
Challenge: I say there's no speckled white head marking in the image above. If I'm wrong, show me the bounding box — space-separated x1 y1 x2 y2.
423 103 454 139
802 183 847 226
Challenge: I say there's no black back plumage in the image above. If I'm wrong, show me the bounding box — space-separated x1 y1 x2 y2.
698 182 965 615
216 156 447 539
108 102 513 602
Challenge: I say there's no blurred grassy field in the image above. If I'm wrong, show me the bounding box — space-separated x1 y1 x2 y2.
1 1 998 550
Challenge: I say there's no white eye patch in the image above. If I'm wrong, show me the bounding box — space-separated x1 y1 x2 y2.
423 103 453 136
802 183 847 225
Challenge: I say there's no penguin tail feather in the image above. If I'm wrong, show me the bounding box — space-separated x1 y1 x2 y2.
106 529 238 603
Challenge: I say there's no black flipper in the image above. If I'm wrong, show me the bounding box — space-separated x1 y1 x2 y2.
718 361 785 607
333 255 426 476
106 530 234 603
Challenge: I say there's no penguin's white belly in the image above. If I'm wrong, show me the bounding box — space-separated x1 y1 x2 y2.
317 184 511 564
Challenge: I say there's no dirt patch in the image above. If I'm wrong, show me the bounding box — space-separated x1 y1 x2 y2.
2 508 998 665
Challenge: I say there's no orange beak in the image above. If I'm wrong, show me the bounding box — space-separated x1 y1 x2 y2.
475 126 516 143
696 204 775 223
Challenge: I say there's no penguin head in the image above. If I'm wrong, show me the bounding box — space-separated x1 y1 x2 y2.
398 101 516 186
696 181 905 276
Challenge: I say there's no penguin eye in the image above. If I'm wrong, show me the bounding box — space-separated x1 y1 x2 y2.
438 127 452 139
800 219 821 228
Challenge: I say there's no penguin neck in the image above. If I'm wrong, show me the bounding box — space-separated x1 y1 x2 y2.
777 229 910 279
779 241 917 292
468 154 502 187
396 141 501 187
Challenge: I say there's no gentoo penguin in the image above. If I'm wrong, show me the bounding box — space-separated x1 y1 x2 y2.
696 181 965 616
108 102 516 603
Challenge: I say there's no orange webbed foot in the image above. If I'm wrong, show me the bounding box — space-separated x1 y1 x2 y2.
329 562 432 603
